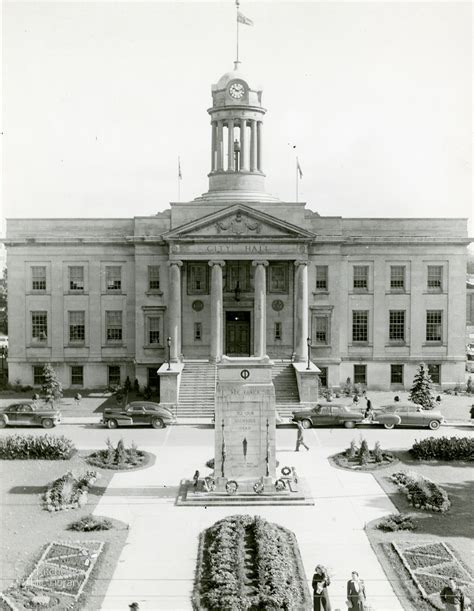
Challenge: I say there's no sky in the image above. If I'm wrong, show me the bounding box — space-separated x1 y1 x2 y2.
1 1 472 233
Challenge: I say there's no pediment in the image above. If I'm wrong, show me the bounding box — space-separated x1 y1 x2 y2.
163 205 315 241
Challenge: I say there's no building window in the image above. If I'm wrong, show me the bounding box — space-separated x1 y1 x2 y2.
389 310 405 342
31 312 47 342
69 266 84 291
106 266 122 292
274 322 282 341
426 310 442 342
148 266 160 291
224 261 250 293
353 266 368 290
427 266 443 291
71 365 84 386
390 364 404 385
318 366 328 388
106 311 123 342
390 266 405 291
33 366 44 386
31 266 46 291
108 365 121 387
187 263 209 294
315 266 328 290
194 322 202 341
314 316 329 344
354 364 367 385
269 263 288 293
148 317 161 344
427 363 441 384
352 311 368 342
69 311 85 342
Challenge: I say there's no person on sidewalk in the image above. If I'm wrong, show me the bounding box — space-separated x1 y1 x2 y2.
294 419 310 452
312 565 331 611
129 603 140 611
363 398 374 422
440 578 465 610
347 571 366 610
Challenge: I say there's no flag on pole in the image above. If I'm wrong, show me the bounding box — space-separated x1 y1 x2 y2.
237 11 253 26
297 157 303 179
178 156 182 180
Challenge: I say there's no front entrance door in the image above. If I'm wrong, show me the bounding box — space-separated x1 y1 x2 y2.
226 311 251 356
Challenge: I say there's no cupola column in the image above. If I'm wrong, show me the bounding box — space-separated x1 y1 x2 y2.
211 121 217 171
252 260 269 358
257 121 263 172
217 120 224 171
250 120 257 172
240 119 247 171
227 119 235 171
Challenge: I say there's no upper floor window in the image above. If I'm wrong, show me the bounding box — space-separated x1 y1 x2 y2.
106 311 123 342
106 266 122 292
426 310 442 342
69 311 85 342
269 263 288 293
187 263 209 294
69 266 84 291
148 266 160 291
315 266 328 291
390 266 405 291
148 316 161 344
31 311 47 342
224 261 250 293
314 316 329 344
389 310 405 342
353 266 368 291
32 266 46 291
427 266 443 291
352 310 368 342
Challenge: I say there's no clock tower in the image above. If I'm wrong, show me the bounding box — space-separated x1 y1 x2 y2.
207 62 268 197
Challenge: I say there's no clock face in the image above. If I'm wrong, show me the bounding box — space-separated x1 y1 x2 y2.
229 82 245 99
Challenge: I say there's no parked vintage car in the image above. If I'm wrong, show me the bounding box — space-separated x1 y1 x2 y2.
101 401 176 429
291 404 365 429
373 403 445 430
0 400 61 428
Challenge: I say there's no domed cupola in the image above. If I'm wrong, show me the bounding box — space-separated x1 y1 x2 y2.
207 62 266 194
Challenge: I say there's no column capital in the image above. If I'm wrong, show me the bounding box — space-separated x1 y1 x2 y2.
208 260 226 268
294 260 308 267
252 260 269 267
168 260 183 268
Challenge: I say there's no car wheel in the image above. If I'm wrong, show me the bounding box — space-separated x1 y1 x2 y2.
42 418 54 429
0 418 6 428
107 419 118 429
384 423 395 430
428 420 441 430
344 421 356 429
151 417 164 429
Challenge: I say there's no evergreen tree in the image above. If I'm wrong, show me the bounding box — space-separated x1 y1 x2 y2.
409 363 435 409
41 363 63 406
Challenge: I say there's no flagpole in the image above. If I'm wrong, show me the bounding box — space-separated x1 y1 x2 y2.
178 156 181 203
235 0 240 67
296 157 299 203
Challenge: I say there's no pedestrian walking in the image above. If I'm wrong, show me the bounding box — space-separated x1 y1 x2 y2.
440 578 465 611
469 405 474 420
346 571 367 610
294 419 309 451
312 565 331 611
74 393 82 406
363 398 373 420
129 603 140 611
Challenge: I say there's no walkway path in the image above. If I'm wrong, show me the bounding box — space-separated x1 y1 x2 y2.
96 428 404 610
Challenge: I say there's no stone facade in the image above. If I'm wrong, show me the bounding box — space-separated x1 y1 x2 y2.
3 65 470 391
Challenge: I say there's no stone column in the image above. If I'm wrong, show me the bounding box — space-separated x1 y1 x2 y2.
209 261 225 362
168 261 183 361
227 119 234 171
250 120 257 171
240 118 247 171
211 121 217 171
257 121 263 172
217 120 224 171
294 261 308 362
252 260 269 358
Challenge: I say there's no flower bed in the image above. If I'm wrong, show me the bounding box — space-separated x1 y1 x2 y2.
0 434 76 460
410 436 474 461
86 439 147 470
330 439 396 471
43 470 99 512
390 471 451 512
192 514 311 610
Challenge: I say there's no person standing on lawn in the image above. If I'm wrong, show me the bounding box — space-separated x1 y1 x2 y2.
441 578 465 610
347 571 367 610
294 419 310 452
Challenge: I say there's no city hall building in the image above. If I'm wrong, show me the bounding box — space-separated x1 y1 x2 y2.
4 63 470 401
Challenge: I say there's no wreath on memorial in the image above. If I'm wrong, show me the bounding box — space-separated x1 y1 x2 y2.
253 481 264 495
275 479 286 492
204 477 216 492
225 480 238 495
281 466 292 476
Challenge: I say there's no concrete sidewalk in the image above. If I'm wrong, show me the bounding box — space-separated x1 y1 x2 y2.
95 432 405 610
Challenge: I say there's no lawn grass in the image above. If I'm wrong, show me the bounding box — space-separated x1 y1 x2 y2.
0 452 128 610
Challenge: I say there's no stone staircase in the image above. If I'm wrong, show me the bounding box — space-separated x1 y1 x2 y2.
177 360 216 418
271 360 302 418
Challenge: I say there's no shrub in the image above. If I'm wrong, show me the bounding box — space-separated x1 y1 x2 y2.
87 439 145 470
358 438 370 465
43 470 99 512
409 363 435 409
377 513 417 532
410 436 474 461
467 377 473 394
133 378 140 393
373 441 383 463
346 439 357 459
41 364 63 406
143 385 152 400
68 514 113 531
342 377 352 396
0 434 75 460
114 439 127 465
390 470 451 512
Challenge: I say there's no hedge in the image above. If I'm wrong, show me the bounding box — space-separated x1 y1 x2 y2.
390 471 450 513
410 436 474 461
0 434 76 460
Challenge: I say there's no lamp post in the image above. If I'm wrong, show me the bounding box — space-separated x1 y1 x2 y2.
166 337 172 371
306 337 311 370
0 346 7 385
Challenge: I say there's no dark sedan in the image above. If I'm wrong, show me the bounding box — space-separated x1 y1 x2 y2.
374 403 445 430
101 401 177 429
291 404 365 429
0 401 61 428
